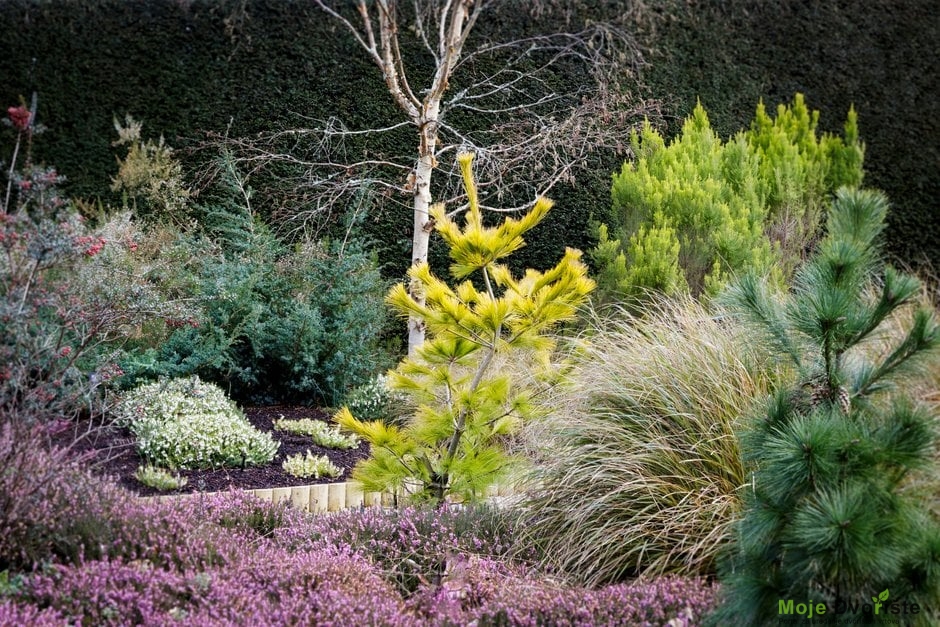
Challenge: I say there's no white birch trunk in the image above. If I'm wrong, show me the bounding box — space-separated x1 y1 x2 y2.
408 101 441 354
316 0 478 354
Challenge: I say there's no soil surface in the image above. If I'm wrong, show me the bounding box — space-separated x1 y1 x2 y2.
61 406 370 497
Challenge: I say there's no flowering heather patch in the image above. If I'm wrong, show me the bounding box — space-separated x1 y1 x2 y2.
0 424 128 571
5 489 718 625
406 557 719 626
0 600 65 627
21 546 409 627
276 504 518 594
100 497 245 572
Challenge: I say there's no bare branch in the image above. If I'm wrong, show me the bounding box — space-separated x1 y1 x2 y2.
412 0 438 62
204 0 662 329
313 1 379 64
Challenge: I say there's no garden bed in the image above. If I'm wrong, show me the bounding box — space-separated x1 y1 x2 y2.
58 406 370 497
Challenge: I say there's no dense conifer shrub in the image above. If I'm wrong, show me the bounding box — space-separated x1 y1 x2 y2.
593 95 864 302
118 152 393 406
709 189 940 625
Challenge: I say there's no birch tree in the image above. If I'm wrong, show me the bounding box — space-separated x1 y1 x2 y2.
223 1 653 353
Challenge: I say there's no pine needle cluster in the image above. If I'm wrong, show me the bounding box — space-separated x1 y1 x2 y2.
711 188 940 625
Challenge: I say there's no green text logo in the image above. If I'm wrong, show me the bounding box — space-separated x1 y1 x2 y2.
872 589 889 614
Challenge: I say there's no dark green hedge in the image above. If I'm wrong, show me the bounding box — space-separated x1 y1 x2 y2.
641 0 939 271
1 0 936 275
0 0 624 280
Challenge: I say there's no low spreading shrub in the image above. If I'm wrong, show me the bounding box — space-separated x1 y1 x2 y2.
273 417 359 449
4 490 715 625
118 151 394 407
0 600 66 627
276 503 519 595
133 465 187 491
281 451 343 479
516 297 790 583
114 376 278 469
406 559 718 626
20 544 409 627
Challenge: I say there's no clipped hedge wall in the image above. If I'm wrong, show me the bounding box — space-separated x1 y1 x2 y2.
0 0 935 274
0 0 625 280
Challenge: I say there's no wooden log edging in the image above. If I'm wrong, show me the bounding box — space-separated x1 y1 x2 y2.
145 480 517 514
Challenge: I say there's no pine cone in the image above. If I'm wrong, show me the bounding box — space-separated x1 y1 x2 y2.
804 375 851 415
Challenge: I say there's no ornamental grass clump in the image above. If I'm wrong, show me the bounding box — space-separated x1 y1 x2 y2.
709 188 940 625
273 417 359 449
335 152 594 504
115 376 278 469
515 296 789 583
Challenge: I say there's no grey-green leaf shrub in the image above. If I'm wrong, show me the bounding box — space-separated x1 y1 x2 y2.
116 376 278 469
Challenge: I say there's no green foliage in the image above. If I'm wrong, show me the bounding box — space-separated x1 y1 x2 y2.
746 94 864 268
115 376 279 470
344 374 411 427
273 417 359 450
594 95 864 301
134 465 187 491
119 152 393 406
110 115 190 223
336 153 595 504
638 0 937 271
282 451 343 480
0 569 25 598
710 189 940 626
596 101 771 299
516 297 788 583
0 109 189 423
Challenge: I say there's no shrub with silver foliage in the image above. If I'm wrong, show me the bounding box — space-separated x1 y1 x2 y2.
282 451 343 479
273 417 359 449
116 376 278 469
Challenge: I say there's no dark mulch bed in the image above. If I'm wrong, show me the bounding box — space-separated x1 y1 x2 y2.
58 406 370 497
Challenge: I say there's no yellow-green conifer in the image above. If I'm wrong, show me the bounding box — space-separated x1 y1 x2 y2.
335 153 594 503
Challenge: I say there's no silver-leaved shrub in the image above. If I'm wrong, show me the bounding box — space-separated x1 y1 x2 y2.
115 376 278 469
273 417 359 449
281 450 343 479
